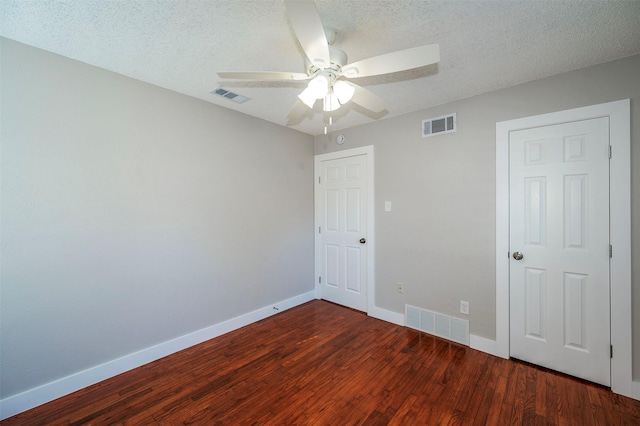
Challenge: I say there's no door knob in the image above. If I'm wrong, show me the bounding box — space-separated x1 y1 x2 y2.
360 238 366 244
512 251 524 260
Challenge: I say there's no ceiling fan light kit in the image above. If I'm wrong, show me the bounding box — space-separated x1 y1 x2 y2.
298 74 329 107
323 92 340 112
298 87 317 108
217 0 440 129
308 75 329 98
298 75 355 112
333 81 355 104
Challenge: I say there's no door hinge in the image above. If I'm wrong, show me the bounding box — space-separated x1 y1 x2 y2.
609 244 613 258
610 345 613 358
319 226 322 234
608 145 612 159
318 176 321 184
319 276 322 284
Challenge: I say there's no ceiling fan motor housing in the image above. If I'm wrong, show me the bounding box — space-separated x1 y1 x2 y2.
305 46 348 76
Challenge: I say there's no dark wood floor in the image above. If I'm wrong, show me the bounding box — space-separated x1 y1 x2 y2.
2 300 640 425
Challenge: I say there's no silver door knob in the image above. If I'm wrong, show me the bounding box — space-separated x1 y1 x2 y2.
360 238 366 244
512 251 524 260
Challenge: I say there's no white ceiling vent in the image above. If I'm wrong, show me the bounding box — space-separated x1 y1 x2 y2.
211 88 249 104
422 113 456 138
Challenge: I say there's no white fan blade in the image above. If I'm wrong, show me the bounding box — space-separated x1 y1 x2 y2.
285 0 330 68
342 44 440 78
349 83 387 113
287 99 308 118
286 99 311 125
218 71 310 81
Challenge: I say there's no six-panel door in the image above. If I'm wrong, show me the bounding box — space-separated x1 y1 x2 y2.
318 154 368 312
509 117 611 386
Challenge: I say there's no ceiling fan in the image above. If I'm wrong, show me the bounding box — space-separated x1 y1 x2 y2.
218 0 439 125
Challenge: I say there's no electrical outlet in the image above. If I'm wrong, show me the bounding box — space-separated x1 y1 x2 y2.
460 300 469 315
397 282 404 294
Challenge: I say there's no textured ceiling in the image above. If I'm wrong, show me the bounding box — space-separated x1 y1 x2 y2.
2 1 639 136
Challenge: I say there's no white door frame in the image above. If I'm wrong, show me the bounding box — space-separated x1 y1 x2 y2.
495 99 632 397
315 146 375 315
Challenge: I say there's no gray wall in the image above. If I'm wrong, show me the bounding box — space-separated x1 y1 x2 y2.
316 54 640 377
0 38 315 398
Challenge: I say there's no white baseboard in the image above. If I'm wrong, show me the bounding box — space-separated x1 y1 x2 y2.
368 306 405 326
633 380 640 401
469 334 499 357
0 291 315 421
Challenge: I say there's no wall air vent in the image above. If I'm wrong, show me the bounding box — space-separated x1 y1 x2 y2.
211 88 249 104
405 304 469 346
422 113 456 138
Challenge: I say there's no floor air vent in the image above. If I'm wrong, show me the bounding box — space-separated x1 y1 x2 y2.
211 87 249 104
405 304 469 346
422 113 456 137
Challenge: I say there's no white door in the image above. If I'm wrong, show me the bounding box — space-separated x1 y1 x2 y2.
509 117 611 386
316 154 368 311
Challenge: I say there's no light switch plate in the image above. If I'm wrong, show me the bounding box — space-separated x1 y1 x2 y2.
384 201 392 212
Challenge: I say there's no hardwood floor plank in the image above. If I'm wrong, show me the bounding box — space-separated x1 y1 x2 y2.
484 365 508 425
522 366 538 423
2 300 639 425
455 352 494 424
